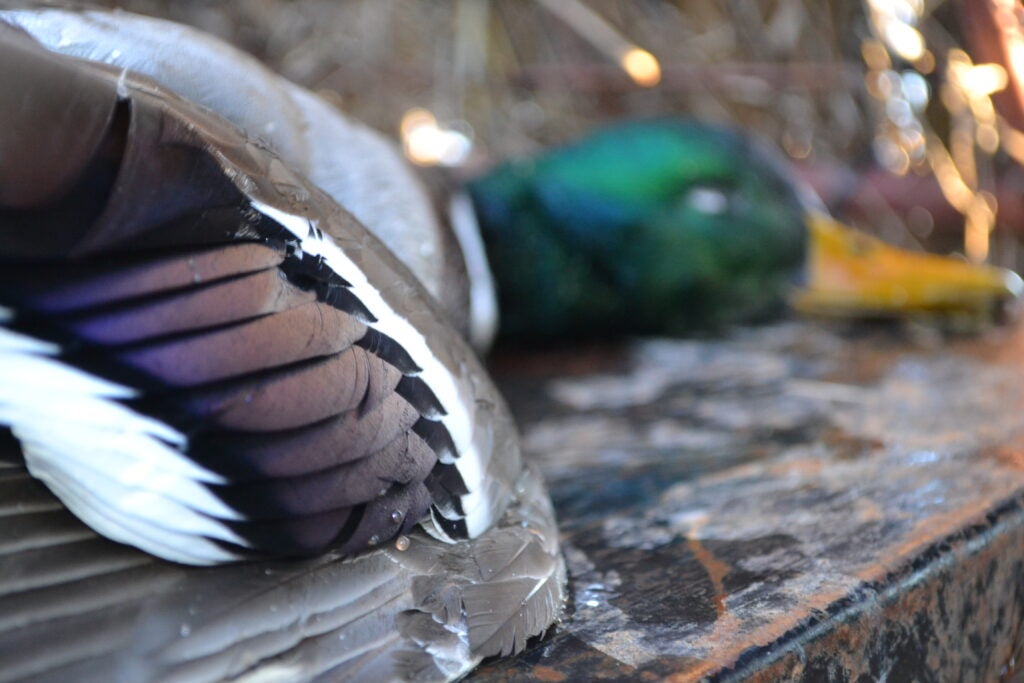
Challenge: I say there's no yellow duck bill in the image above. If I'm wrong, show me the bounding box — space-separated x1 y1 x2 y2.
791 212 1024 320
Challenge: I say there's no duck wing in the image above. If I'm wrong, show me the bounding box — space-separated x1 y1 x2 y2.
0 12 563 681
0 436 563 682
0 17 519 562
1 4 461 320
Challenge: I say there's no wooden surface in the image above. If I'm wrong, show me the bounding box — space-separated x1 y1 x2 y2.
473 320 1024 682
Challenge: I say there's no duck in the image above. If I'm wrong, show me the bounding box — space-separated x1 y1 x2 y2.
1 6 1018 683
0 7 561 683
468 119 1023 344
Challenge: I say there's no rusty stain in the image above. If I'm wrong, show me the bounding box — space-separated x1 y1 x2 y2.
664 668 710 683
980 433 1024 470
530 665 567 682
821 426 885 461
994 446 1024 470
685 537 731 618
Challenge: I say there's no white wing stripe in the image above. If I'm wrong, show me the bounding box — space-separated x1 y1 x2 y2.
29 454 240 565
26 449 244 542
14 426 240 519
253 201 493 538
1 324 245 564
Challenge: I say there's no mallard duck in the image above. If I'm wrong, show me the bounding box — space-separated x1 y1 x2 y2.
468 119 1023 344
0 7 561 682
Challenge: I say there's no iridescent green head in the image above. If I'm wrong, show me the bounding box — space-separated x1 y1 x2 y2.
468 119 1020 345
468 120 809 342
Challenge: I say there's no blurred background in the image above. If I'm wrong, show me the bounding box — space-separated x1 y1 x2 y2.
90 0 1024 273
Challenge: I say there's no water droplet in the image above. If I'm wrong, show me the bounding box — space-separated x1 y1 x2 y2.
368 534 381 546
394 535 410 551
179 624 191 637
390 510 404 524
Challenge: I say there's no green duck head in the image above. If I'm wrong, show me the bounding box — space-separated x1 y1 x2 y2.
467 119 1021 344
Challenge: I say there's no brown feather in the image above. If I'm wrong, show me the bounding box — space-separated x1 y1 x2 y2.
0 24 116 208
0 16 522 561
191 393 422 479
67 269 314 345
7 243 286 313
122 301 367 386
186 345 403 431
214 431 435 517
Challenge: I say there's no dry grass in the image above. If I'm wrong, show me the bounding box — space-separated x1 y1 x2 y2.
82 0 1024 268
87 1 871 158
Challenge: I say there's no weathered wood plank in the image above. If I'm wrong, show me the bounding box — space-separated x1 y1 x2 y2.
474 321 1024 682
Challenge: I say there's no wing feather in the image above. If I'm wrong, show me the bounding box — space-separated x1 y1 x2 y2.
190 393 422 479
183 346 402 432
1 9 525 575
2 244 286 313
1 11 564 676
214 432 435 519
121 301 367 386
67 268 313 345
0 24 452 560
405 466 566 660
0 458 563 683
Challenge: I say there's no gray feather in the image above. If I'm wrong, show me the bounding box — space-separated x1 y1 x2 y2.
0 454 564 683
400 465 567 661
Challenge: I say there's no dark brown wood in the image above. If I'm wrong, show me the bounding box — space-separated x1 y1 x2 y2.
475 320 1024 681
